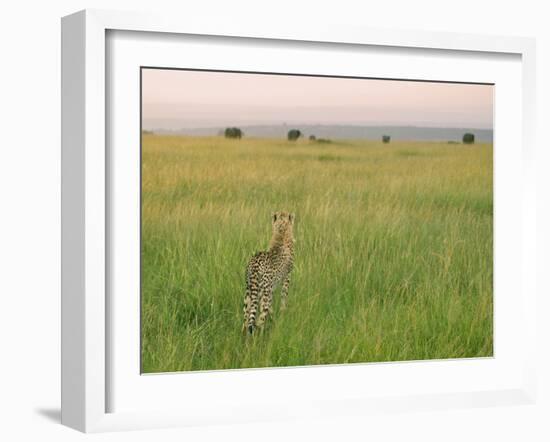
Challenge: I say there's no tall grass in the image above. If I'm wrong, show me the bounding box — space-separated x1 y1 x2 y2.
141 135 493 373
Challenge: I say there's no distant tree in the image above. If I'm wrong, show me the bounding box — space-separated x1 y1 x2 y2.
462 133 475 144
142 129 154 135
225 127 243 139
287 129 302 141
309 135 316 141
316 138 332 144
382 135 391 144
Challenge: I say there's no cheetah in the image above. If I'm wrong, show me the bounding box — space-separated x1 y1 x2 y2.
242 211 295 334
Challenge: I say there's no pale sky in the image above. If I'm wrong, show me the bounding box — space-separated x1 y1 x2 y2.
142 68 494 130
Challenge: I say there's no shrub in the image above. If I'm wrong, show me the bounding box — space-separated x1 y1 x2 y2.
382 135 391 144
462 133 475 144
309 135 316 141
287 129 302 141
316 138 332 144
224 127 243 139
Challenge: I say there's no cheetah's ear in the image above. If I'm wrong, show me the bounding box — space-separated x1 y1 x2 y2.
289 213 295 224
272 212 277 223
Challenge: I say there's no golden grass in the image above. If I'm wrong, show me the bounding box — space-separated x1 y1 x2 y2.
141 134 493 372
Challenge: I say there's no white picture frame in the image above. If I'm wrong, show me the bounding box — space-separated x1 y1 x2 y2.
61 9 537 433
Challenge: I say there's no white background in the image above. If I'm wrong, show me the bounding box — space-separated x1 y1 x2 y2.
0 1 548 441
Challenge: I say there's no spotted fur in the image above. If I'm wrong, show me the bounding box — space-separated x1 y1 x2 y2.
243 211 295 334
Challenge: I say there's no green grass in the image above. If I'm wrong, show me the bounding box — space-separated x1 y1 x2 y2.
141 134 493 373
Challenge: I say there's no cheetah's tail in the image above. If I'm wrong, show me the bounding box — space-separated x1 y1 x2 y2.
243 271 259 335
242 275 253 335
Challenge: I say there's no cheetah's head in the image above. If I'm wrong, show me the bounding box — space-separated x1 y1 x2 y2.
272 211 295 237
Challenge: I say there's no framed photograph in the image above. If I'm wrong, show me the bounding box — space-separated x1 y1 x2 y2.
61 9 537 432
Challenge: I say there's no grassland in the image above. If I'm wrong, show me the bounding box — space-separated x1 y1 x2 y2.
141 134 493 373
